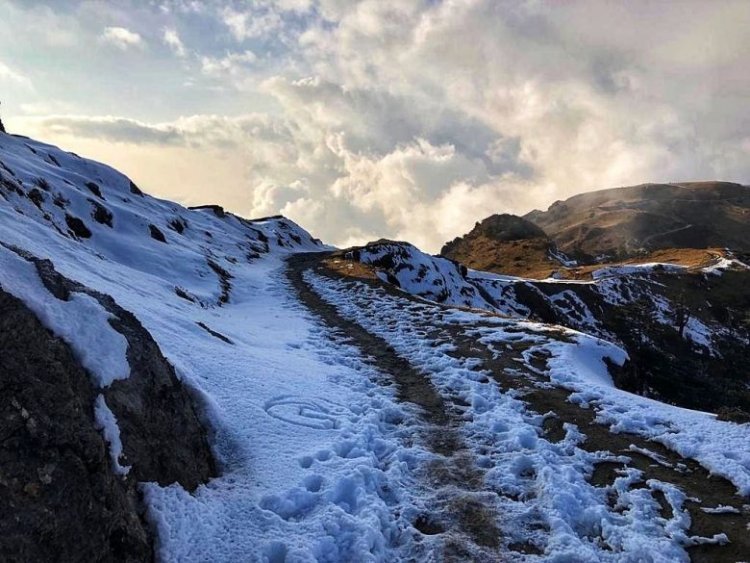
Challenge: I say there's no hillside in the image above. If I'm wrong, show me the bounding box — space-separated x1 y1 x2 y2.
344 239 750 412
441 214 567 278
524 182 750 261
1 132 749 562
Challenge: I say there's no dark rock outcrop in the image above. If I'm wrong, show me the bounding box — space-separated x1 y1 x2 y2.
189 204 226 218
0 251 217 560
149 224 166 243
65 213 92 239
31 256 217 489
0 288 151 562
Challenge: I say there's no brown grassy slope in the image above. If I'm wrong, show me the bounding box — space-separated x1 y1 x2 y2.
524 182 750 259
441 214 561 278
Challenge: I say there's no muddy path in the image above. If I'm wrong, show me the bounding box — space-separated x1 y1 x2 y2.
287 252 504 561
291 251 750 562
442 326 750 563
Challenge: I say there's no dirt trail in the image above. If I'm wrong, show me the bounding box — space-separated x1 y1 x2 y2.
443 327 750 563
289 252 750 562
639 222 694 247
287 253 504 561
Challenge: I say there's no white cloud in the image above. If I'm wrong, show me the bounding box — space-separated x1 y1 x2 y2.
8 0 750 253
163 28 187 57
221 7 281 41
201 50 257 78
0 61 33 90
100 27 145 51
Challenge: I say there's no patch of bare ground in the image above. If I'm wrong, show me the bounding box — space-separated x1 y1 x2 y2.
443 234 558 279
322 254 380 280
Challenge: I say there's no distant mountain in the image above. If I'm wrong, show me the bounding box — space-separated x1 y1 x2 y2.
524 182 750 260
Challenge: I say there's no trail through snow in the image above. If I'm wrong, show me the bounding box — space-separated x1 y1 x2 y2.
143 255 431 562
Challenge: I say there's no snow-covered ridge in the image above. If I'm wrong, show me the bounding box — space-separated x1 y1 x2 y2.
348 240 495 309
0 133 323 309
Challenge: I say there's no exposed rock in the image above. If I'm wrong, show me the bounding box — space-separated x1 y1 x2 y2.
207 258 233 305
196 321 234 345
169 217 187 234
148 224 166 243
189 204 225 218
91 200 114 227
34 177 51 191
129 181 144 196
27 187 45 208
0 251 217 560
31 257 217 489
85 181 104 199
65 213 92 239
0 288 151 562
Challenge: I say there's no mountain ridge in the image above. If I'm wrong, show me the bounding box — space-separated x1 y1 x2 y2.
524 181 750 260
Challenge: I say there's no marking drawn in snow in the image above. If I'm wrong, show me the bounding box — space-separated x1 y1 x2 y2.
263 395 349 430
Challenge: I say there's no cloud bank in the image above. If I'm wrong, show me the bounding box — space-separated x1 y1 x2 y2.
3 0 750 251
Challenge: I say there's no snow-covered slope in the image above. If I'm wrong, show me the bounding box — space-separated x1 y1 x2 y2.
348 239 750 414
0 133 422 560
347 241 495 309
2 132 749 562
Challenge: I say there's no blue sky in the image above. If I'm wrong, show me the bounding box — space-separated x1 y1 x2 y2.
2 0 749 251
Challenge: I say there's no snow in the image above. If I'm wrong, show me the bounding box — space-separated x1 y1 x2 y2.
352 242 745 359
548 290 606 338
541 333 626 388
700 505 741 515
353 241 495 310
702 256 750 275
94 394 131 476
304 272 749 560
591 263 687 280
549 247 578 267
0 243 130 387
0 133 425 561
